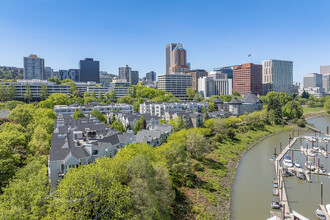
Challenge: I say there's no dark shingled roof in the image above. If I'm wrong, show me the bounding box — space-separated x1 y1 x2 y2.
229 97 242 104
241 92 262 104
212 97 223 104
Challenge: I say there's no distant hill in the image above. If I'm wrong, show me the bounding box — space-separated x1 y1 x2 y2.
0 66 23 80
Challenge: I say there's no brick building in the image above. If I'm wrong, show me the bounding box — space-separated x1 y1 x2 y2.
233 63 262 95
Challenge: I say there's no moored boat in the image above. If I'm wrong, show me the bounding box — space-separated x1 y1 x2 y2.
314 208 326 220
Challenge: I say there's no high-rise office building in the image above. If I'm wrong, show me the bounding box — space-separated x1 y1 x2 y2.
198 76 232 98
320 65 330 74
44 67 54 80
158 74 192 99
166 43 178 74
323 74 330 93
213 66 233 79
146 71 156 82
186 69 208 91
79 58 100 83
129 71 139 85
262 59 293 95
233 63 262 95
303 73 323 88
169 44 190 74
23 54 45 80
119 65 131 82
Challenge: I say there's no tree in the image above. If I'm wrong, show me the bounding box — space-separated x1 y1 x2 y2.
91 90 96 99
301 90 310 99
8 104 34 127
279 92 291 106
325 99 330 113
282 100 303 119
90 109 106 123
0 158 49 219
7 83 16 100
40 83 49 100
0 84 6 101
186 87 197 100
24 83 32 103
233 91 241 96
47 93 71 106
208 101 217 112
28 125 51 155
110 121 125 132
109 90 117 101
117 95 134 104
72 109 85 120
267 95 282 124
186 130 209 160
169 116 186 132
134 121 142 135
48 76 61 84
98 91 104 102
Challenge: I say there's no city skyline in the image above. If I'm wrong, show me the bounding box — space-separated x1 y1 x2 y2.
1 0 330 82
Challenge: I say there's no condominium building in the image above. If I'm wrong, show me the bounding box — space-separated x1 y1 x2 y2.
166 43 178 74
262 59 293 95
79 58 100 83
158 74 192 99
54 104 134 115
186 69 208 91
119 65 131 82
320 65 330 74
303 73 323 88
198 76 232 98
0 80 70 100
23 54 45 80
168 44 190 74
233 63 262 95
129 71 139 85
58 69 80 81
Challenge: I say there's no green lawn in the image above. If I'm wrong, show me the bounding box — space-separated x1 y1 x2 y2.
302 106 324 114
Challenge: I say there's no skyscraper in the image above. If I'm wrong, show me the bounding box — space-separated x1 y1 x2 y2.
262 59 293 95
320 65 330 74
119 65 131 82
23 54 45 80
158 74 192 99
79 58 100 83
129 71 139 85
303 73 323 88
166 43 177 74
169 44 190 74
233 63 262 95
146 71 156 82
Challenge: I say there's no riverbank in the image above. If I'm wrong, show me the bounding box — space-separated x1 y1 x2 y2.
180 123 300 219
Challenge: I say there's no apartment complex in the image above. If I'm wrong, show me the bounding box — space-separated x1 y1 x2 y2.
54 104 133 115
186 69 208 91
233 63 262 95
79 58 100 83
158 74 192 99
23 54 45 80
262 59 293 95
198 76 232 98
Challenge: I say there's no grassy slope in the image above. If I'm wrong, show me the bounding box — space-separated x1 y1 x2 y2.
302 106 324 115
180 124 294 219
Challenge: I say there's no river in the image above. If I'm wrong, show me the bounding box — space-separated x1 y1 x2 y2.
231 117 330 220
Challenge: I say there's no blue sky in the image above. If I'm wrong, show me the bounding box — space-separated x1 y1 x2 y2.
0 0 330 82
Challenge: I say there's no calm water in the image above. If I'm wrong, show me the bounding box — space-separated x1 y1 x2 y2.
231 117 330 220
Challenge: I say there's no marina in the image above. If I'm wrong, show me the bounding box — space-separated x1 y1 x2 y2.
231 116 330 220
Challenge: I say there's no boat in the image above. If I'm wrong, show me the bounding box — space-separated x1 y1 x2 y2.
297 172 306 180
305 162 316 171
319 164 326 173
326 204 330 216
307 149 316 157
294 160 301 168
272 188 279 196
314 208 326 220
283 156 294 168
270 200 281 209
273 183 278 188
272 178 278 184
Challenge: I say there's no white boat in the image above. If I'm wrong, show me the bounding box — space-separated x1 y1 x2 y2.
305 162 316 171
326 204 330 216
307 149 316 157
294 160 301 168
314 208 326 220
283 156 294 168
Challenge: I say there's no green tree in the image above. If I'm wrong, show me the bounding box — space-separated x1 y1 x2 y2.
28 125 51 155
301 90 310 99
8 104 34 127
282 100 303 119
98 91 104 102
0 84 6 101
0 158 49 219
186 130 209 160
23 83 32 103
186 87 197 100
47 93 71 106
117 95 134 104
7 83 16 100
267 94 282 124
324 99 330 113
134 121 142 135
90 109 107 123
40 83 49 100
279 92 292 106
72 109 85 120
109 90 117 101
169 116 186 132
91 90 96 99
48 76 61 84
208 101 217 112
110 121 125 132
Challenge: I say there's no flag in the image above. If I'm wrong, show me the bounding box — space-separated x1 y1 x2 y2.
248 54 251 57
